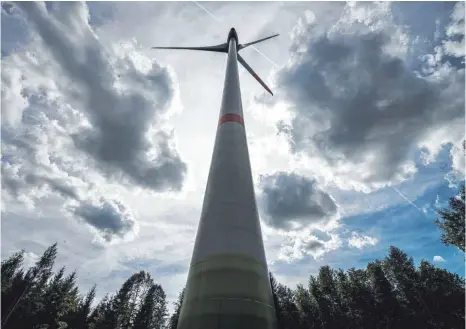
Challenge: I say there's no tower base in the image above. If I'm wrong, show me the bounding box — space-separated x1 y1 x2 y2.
177 254 277 329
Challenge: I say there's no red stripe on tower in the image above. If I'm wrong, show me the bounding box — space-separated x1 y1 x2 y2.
218 113 244 126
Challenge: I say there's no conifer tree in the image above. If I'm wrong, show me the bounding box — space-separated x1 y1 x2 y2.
168 287 185 329
133 283 167 329
2 243 58 329
367 261 400 329
1 240 464 329
68 285 96 329
275 280 302 329
436 185 465 252
1 250 25 292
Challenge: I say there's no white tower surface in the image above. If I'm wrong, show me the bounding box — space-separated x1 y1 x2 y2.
153 28 278 329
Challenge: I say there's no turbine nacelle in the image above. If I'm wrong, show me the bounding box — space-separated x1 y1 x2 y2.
151 28 278 95
227 27 239 44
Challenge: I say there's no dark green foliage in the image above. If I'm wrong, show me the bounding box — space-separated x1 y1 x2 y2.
436 185 465 252
270 272 303 329
167 286 185 329
133 284 168 329
87 270 168 329
1 244 168 329
417 260 465 329
2 243 58 329
268 247 465 329
1 250 25 292
367 261 400 328
1 241 464 329
69 285 96 329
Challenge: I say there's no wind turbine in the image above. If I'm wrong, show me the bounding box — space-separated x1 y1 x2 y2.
153 28 279 329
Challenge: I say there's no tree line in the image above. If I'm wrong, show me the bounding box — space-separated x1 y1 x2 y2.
269 245 464 329
2 186 464 329
1 243 168 329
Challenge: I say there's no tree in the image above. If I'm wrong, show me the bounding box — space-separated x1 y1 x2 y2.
1 251 26 326
270 275 301 329
133 283 168 329
36 266 67 327
436 185 465 252
168 287 185 329
91 270 154 329
68 285 96 329
295 283 320 329
367 261 400 329
417 260 465 329
345 268 377 329
2 243 58 329
1 242 464 329
88 294 111 329
1 250 25 293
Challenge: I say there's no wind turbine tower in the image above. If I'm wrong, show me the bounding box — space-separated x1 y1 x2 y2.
153 28 279 329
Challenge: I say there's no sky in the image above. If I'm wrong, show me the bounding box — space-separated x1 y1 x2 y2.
1 0 465 313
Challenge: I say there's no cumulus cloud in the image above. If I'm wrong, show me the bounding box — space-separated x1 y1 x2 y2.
259 171 339 231
259 2 464 192
449 140 465 181
1 1 188 244
258 171 341 261
443 2 465 59
348 232 378 249
5 1 186 192
278 230 342 261
433 255 446 263
73 199 138 243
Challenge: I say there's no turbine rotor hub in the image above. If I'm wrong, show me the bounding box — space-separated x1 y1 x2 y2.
228 27 238 44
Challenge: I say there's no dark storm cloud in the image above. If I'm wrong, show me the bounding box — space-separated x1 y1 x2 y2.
74 199 137 242
280 31 435 174
259 172 338 230
261 2 465 189
14 1 187 191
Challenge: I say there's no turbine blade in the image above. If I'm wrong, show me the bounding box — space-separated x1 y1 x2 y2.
151 43 228 53
238 34 279 50
237 54 273 96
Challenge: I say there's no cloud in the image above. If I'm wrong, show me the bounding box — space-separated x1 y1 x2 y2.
73 199 138 243
1 170 81 203
23 251 40 269
1 1 189 246
348 232 378 249
8 1 186 192
278 230 342 261
449 139 465 178
1 2 32 57
258 171 342 261
442 2 465 58
259 171 339 231
433 255 446 263
258 2 464 192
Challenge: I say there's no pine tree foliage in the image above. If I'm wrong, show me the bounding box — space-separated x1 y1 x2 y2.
436 185 465 252
2 186 465 329
167 287 185 329
2 244 464 329
1 245 168 329
268 247 465 329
